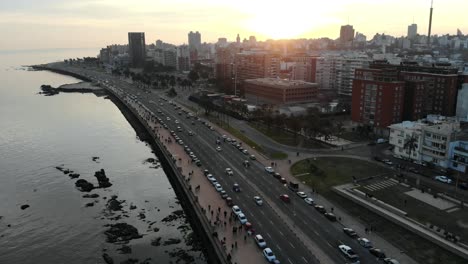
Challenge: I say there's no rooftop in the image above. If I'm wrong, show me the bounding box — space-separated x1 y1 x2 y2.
245 78 318 89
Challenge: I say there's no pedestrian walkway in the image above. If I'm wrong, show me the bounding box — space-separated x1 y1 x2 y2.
363 179 398 192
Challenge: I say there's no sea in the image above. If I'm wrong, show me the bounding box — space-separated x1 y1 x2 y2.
0 48 206 264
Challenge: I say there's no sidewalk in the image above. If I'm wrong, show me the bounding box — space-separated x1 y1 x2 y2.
131 100 264 264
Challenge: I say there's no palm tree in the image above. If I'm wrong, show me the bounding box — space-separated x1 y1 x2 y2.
403 134 418 161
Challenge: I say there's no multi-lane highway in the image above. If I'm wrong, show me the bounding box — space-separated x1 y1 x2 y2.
51 63 388 264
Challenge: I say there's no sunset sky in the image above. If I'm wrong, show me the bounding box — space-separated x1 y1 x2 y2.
0 0 467 50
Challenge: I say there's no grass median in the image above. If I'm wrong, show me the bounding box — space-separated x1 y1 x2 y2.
250 123 325 149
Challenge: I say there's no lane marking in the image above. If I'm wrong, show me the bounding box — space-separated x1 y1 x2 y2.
288 258 293 264
289 242 296 248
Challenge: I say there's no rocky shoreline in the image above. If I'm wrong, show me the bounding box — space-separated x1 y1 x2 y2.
39 82 105 96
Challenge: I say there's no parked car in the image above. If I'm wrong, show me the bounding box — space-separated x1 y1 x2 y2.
203 169 210 176
263 248 276 263
279 177 287 184
314 205 326 214
214 183 223 192
383 258 400 264
357 237 372 248
232 205 242 216
434 175 452 184
254 234 267 248
369 248 386 259
226 197 233 206
265 167 275 174
338 245 359 263
324 212 337 221
220 190 228 199
273 173 281 179
279 194 290 203
296 191 307 199
304 197 314 205
343 228 358 238
250 155 256 160
237 213 248 224
254 196 263 206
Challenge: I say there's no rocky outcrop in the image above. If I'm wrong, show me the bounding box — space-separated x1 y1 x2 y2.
83 193 99 198
20 204 30 210
161 210 185 223
104 223 141 243
106 196 124 211
75 179 95 192
94 169 112 188
102 253 114 264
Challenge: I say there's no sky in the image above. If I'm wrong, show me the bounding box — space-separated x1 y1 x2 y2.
0 0 467 50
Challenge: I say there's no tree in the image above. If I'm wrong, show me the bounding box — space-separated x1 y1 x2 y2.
403 134 418 161
188 70 199 83
286 115 303 143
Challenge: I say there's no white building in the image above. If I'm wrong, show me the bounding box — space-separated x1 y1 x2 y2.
389 115 461 168
456 83 468 121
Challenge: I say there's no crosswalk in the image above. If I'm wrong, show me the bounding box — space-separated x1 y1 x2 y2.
363 179 397 192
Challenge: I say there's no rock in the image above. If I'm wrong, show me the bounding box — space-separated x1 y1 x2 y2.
119 259 139 264
153 227 160 232
75 179 95 192
138 213 146 220
150 237 162 246
94 169 112 188
106 196 124 211
163 238 181 246
129 204 137 210
85 202 94 207
92 156 100 162
117 245 132 254
40 85 59 96
55 166 64 171
161 210 184 223
102 253 114 264
69 173 80 179
20 204 30 210
104 223 141 243
168 249 194 263
83 193 99 198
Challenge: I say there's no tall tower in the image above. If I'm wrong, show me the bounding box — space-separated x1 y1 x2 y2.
128 32 146 68
427 0 433 46
236 34 240 45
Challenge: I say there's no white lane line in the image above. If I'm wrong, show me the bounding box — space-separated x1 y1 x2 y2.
260 210 265 215
288 258 293 264
302 256 308 263
289 242 296 248
326 241 333 248
270 220 274 225
313 230 319 236
276 245 282 251
279 231 284 236
266 233 272 239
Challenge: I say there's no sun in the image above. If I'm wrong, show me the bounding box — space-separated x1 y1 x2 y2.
242 1 335 39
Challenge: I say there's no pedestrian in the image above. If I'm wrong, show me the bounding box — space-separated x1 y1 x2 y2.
218 207 221 213
244 235 247 241
224 221 227 227
235 241 238 248
365 227 368 234
331 207 334 212
211 210 214 217
208 204 211 211
224 210 227 218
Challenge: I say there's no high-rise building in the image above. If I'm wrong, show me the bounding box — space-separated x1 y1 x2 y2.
128 32 146 67
407 23 418 39
188 31 201 51
340 25 355 46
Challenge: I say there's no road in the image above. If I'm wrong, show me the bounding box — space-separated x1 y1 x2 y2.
47 62 402 264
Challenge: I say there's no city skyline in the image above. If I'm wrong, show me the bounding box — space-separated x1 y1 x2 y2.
1 0 467 50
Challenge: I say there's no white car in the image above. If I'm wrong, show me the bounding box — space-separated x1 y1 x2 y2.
225 168 233 176
296 191 308 199
254 196 263 206
237 213 248 224
214 183 223 192
263 248 276 262
338 245 360 263
434 175 452 184
216 146 222 152
222 135 227 139
264 166 275 174
232 205 242 216
254 234 267 248
357 237 372 248
304 197 314 205
242 149 248 155
207 175 216 182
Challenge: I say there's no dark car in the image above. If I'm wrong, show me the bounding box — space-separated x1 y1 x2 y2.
273 173 281 179
203 169 210 176
373 156 382 162
279 177 287 184
280 194 290 203
369 248 386 259
324 212 337 221
314 205 326 214
226 197 233 206
343 228 358 238
233 183 241 192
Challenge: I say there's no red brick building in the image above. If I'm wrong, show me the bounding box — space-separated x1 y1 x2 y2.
244 78 318 105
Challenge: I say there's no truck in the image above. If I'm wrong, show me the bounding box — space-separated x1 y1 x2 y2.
288 182 299 192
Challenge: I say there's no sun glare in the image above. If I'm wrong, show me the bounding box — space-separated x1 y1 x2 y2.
242 1 337 39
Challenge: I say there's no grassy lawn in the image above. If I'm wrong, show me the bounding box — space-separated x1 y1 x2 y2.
290 157 391 194
270 152 288 160
290 157 465 264
338 131 371 142
250 123 325 149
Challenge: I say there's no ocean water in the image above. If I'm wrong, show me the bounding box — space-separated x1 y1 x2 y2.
0 49 205 264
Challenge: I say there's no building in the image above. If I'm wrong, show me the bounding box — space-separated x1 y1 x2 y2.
177 44 191 71
456 83 468 120
188 31 201 52
163 48 177 69
128 32 146 67
99 48 111 64
389 116 460 168
449 141 468 174
234 51 281 95
244 78 318 105
290 54 318 83
340 25 355 46
215 46 235 93
351 68 405 130
407 24 418 40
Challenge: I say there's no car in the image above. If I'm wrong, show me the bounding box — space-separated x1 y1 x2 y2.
188 131 194 136
279 194 290 203
242 149 248 155
304 197 314 205
250 155 256 160
273 172 281 179
232 205 242 216
434 175 452 184
214 183 223 192
263 248 276 262
195 160 201 167
243 160 250 167
222 135 227 139
264 166 275 174
233 183 241 192
343 228 358 238
207 175 216 183
254 196 263 206
383 258 400 264
220 190 228 199
237 213 248 224
324 212 337 221
254 234 267 248
279 177 287 184
357 237 372 248
296 191 307 199
226 138 232 142
203 169 210 176
226 197 233 206
314 205 326 214
225 168 233 176
369 248 386 259
338 245 359 263
216 146 222 152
